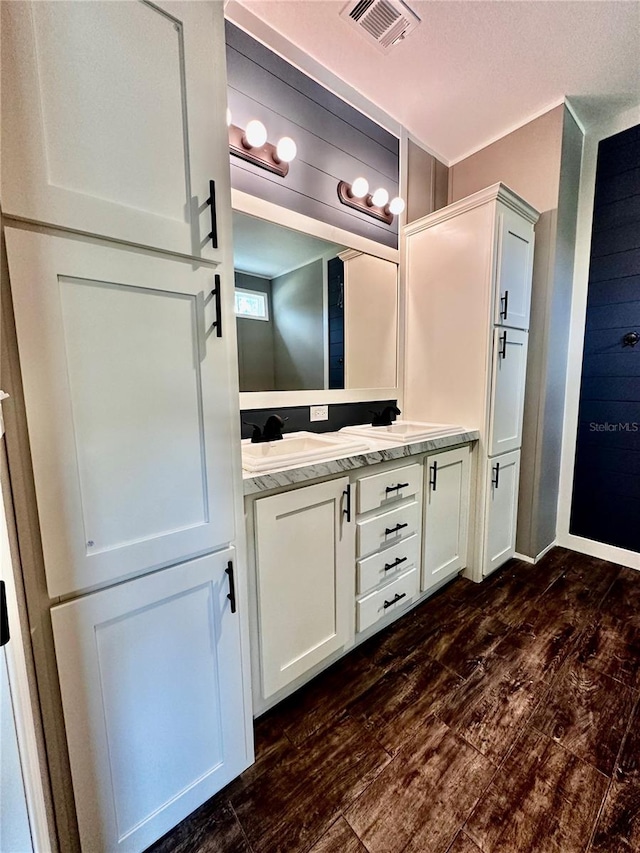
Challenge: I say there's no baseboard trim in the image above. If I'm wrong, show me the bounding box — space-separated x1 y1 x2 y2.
557 534 640 572
514 540 557 566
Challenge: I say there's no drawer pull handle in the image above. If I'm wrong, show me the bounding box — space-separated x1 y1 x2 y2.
207 179 219 249
384 556 407 572
383 592 407 609
499 330 507 359
385 522 408 536
225 561 237 614
385 482 409 494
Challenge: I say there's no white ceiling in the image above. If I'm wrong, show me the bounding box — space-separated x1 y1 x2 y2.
233 211 345 278
233 0 640 164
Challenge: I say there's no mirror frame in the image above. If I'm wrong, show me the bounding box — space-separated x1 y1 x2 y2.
232 189 401 409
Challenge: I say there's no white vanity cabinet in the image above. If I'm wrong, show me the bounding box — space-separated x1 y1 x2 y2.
1 0 229 263
253 478 354 699
422 446 471 593
405 183 539 580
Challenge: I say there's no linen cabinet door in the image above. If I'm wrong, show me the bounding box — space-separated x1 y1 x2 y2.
5 228 237 597
494 205 535 330
255 478 353 699
422 446 471 592
483 450 520 577
51 548 250 853
489 327 529 456
1 0 229 261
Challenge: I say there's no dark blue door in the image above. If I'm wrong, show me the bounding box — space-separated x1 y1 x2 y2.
327 256 345 389
570 123 640 552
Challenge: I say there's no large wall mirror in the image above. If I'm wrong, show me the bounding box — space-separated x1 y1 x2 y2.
233 209 399 400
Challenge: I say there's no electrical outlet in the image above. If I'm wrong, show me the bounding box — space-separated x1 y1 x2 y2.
310 405 329 422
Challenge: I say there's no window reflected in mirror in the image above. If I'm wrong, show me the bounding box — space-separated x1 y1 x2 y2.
233 211 398 393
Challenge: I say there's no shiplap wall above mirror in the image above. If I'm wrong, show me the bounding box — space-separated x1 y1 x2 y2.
233 202 399 404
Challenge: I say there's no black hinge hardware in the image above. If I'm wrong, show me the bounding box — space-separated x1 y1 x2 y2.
383 592 407 609
207 180 218 249
225 561 237 614
343 484 352 523
0 581 9 647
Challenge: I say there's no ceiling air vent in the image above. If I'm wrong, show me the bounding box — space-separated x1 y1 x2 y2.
341 0 420 53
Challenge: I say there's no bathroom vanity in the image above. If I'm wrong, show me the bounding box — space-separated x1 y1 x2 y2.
242 427 478 714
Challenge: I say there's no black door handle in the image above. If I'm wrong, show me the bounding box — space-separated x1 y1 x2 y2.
383 592 406 609
210 274 223 339
343 484 352 522
429 460 438 491
384 556 407 572
499 331 507 359
207 180 218 249
0 581 9 647
385 522 408 536
225 561 237 614
501 289 509 320
492 462 500 489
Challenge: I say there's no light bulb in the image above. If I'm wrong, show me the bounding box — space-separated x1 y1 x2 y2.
226 107 232 127
372 188 389 208
389 196 405 215
276 136 297 163
350 177 369 199
244 119 267 148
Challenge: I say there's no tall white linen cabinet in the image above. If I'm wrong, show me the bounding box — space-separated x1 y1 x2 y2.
404 184 539 581
1 3 253 851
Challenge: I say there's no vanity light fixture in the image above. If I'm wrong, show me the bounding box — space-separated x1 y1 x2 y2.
337 179 405 224
228 119 297 178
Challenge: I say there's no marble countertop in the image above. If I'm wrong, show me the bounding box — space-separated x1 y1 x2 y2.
242 429 480 495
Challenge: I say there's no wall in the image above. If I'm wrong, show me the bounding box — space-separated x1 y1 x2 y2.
225 22 400 249
272 259 325 391
406 139 449 223
557 101 640 571
569 123 640 552
449 105 583 559
235 272 275 392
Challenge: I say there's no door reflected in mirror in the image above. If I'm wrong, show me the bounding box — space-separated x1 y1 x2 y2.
233 211 398 393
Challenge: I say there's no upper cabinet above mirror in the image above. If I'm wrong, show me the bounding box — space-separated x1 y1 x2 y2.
233 212 398 395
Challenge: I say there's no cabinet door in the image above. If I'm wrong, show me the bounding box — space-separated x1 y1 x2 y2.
494 206 535 330
422 447 471 592
5 228 237 597
51 548 249 853
1 1 229 261
255 478 353 699
489 327 528 456
483 450 520 577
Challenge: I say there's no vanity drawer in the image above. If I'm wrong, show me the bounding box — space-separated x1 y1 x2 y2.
357 567 418 633
357 500 420 558
357 534 419 595
357 463 422 514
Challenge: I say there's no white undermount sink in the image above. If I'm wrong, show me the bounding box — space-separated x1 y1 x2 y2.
241 431 369 473
340 420 468 443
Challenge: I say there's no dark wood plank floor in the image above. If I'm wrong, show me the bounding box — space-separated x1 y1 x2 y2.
147 548 640 853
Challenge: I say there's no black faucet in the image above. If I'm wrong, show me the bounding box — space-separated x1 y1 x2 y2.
244 414 287 443
370 405 401 427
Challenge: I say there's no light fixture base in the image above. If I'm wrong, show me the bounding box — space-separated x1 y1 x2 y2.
337 181 393 224
229 124 289 177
